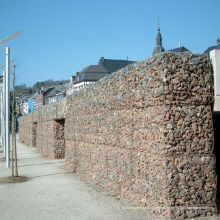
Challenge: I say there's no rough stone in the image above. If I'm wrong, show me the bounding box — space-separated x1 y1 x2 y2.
19 52 216 219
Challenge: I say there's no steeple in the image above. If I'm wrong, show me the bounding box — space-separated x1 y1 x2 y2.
153 17 165 55
156 28 162 46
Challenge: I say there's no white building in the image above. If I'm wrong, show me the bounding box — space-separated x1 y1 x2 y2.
67 65 109 95
45 84 67 105
67 57 136 95
208 38 220 112
22 101 29 115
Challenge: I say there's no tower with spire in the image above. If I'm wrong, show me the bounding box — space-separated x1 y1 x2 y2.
153 17 165 55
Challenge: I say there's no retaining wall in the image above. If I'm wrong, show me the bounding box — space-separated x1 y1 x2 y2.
19 52 216 219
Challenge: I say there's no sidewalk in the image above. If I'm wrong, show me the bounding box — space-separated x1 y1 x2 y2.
0 138 157 220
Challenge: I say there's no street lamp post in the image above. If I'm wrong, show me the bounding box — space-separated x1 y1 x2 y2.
2 70 6 155
5 47 10 167
0 60 15 157
0 31 22 168
0 74 4 154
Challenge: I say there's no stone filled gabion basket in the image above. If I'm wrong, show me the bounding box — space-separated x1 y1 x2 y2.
19 52 217 219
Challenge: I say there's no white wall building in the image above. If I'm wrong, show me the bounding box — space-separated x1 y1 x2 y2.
67 65 109 95
45 84 67 105
22 101 29 115
210 40 220 112
67 57 136 96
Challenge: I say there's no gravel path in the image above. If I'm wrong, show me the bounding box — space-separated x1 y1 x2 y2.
0 139 219 220
0 139 158 220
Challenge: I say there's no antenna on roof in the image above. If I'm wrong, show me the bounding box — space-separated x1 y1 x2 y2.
158 16 160 30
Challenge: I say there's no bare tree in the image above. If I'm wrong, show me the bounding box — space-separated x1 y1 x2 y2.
11 64 18 176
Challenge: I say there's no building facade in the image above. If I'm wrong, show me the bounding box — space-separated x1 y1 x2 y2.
67 57 136 95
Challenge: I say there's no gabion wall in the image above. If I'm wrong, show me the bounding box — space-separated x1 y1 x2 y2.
19 52 216 219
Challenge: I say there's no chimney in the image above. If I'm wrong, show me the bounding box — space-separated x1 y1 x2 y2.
70 76 74 83
101 57 104 62
217 38 220 49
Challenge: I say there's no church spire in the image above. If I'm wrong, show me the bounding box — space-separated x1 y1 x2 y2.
153 17 165 55
156 27 162 46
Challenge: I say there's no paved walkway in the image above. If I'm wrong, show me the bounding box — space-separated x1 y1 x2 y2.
0 138 158 220
0 139 219 220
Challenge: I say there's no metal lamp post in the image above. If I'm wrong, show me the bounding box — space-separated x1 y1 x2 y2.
2 70 5 155
0 75 4 154
5 47 10 168
0 31 23 168
0 60 15 157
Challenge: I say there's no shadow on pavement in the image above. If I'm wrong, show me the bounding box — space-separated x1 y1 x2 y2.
18 161 64 167
30 172 72 179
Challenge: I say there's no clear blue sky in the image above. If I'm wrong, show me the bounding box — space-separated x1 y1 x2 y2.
0 0 219 87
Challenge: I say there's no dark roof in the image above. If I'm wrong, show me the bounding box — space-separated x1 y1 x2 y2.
73 58 136 85
74 65 109 84
204 38 220 54
29 92 38 100
168 46 191 53
42 87 54 95
98 58 136 74
203 46 218 54
81 65 108 73
46 84 67 98
36 86 54 95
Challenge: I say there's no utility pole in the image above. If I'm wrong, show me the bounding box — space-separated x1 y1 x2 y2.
2 71 6 155
0 61 15 156
5 47 10 168
12 64 18 176
0 31 23 168
0 76 3 153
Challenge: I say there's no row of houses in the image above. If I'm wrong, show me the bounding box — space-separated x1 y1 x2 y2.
16 27 220 116
16 56 136 115
16 84 66 115
66 57 136 95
